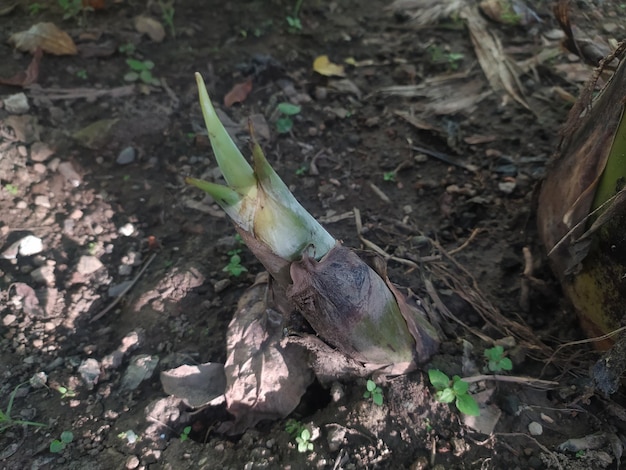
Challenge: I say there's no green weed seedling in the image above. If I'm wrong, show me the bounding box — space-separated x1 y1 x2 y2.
58 0 82 20
363 379 384 406
179 425 191 442
29 3 45 15
383 171 396 182
223 249 248 277
296 428 313 453
76 69 88 79
276 102 301 134
3 184 18 196
50 430 73 453
295 165 307 176
484 346 513 373
118 43 136 56
285 419 314 453
55 385 76 400
158 0 176 37
124 59 160 86
428 369 479 417
0 384 47 433
286 0 303 32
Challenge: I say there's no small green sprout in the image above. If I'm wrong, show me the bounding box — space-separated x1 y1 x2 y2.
383 171 396 182
124 59 160 86
58 0 82 20
427 45 464 71
29 3 44 15
276 102 301 134
363 379 384 406
428 369 479 417
179 425 191 442
296 428 313 453
76 69 88 79
286 16 302 31
295 165 307 176
0 384 47 433
55 385 76 399
117 429 139 444
223 249 248 277
575 450 586 458
118 43 136 56
484 346 513 373
3 184 18 196
158 0 176 37
50 430 73 453
285 419 314 453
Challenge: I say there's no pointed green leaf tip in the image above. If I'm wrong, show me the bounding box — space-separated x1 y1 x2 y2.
185 177 241 207
195 72 255 191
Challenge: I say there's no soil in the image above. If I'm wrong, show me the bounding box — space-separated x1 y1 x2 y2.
0 1 624 469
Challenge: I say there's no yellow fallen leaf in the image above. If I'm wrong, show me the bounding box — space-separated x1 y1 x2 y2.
313 55 346 77
9 22 77 56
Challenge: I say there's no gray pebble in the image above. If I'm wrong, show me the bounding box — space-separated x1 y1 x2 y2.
117 146 136 165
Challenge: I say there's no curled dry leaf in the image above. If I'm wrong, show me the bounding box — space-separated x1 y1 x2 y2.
134 15 166 43
221 273 314 434
9 23 77 56
313 55 346 77
0 47 42 87
224 78 253 107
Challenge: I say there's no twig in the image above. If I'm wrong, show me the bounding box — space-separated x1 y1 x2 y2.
412 145 479 172
368 183 391 204
353 208 436 269
90 252 157 323
448 228 483 255
462 374 559 389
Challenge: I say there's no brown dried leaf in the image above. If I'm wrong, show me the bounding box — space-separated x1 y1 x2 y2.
134 15 166 43
9 23 77 56
461 6 529 110
221 273 314 434
224 78 253 107
0 47 42 87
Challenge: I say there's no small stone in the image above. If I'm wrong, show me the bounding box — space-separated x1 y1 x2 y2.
498 181 516 194
213 279 231 293
78 358 101 390
119 223 135 236
117 146 136 165
34 195 51 208
603 22 618 34
118 264 133 276
120 354 159 391
76 255 104 275
30 265 55 286
528 421 543 436
29 371 48 389
30 142 55 162
2 314 17 326
18 145 28 157
16 200 28 209
57 161 81 187
18 235 43 256
330 382 345 402
4 93 29 114
108 280 133 297
33 163 47 174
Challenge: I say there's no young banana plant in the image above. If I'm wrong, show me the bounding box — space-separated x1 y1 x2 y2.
187 72 439 368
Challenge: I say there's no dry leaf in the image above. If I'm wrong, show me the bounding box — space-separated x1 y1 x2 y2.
134 15 166 43
224 78 253 107
0 47 42 87
221 273 314 434
460 6 529 110
313 55 346 77
9 23 77 56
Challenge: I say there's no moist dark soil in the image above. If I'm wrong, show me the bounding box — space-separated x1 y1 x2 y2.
0 1 625 469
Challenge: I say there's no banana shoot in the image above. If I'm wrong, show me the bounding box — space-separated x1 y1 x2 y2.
187 72 439 368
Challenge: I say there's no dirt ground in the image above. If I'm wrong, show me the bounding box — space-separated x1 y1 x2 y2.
0 0 625 469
